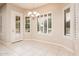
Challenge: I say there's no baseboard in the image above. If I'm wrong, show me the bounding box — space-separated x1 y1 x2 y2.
30 39 74 54
0 38 74 54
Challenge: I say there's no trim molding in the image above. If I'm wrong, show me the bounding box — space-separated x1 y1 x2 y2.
0 38 74 54
29 39 74 54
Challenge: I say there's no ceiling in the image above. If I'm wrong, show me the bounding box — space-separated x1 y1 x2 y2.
12 3 47 9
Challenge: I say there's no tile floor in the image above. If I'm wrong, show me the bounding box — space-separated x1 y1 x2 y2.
0 40 74 56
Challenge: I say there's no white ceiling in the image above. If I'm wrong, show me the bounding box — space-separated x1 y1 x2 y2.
12 3 47 9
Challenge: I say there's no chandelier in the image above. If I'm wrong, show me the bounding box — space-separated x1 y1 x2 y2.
28 11 40 17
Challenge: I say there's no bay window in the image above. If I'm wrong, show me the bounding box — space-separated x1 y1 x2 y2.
37 13 52 34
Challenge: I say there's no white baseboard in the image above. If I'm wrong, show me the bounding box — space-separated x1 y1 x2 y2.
29 39 74 54
0 38 74 54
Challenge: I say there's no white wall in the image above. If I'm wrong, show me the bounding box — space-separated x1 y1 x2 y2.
0 4 11 44
28 4 75 52
73 4 79 55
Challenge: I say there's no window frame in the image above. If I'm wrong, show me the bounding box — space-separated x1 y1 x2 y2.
25 16 31 32
37 12 53 35
16 16 20 33
64 6 71 36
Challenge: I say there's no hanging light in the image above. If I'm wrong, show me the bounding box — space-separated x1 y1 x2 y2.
28 11 40 17
28 12 32 16
36 13 40 16
31 14 34 17
33 11 37 15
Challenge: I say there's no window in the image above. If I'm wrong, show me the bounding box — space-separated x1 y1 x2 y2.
16 16 20 33
37 13 52 34
64 8 70 35
25 17 30 32
48 13 52 33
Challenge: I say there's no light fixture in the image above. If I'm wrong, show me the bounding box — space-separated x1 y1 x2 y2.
36 13 40 16
28 12 32 16
33 11 37 15
27 11 40 17
31 14 34 17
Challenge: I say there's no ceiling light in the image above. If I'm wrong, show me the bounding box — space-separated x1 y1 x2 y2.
33 11 37 15
31 14 34 17
28 12 32 16
28 11 40 17
36 13 40 16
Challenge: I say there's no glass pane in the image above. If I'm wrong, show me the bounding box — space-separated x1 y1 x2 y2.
44 20 47 33
16 16 20 21
48 18 52 28
41 26 43 32
48 13 52 33
25 24 30 29
16 16 20 33
25 20 30 24
66 21 70 34
41 15 43 17
25 17 30 20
